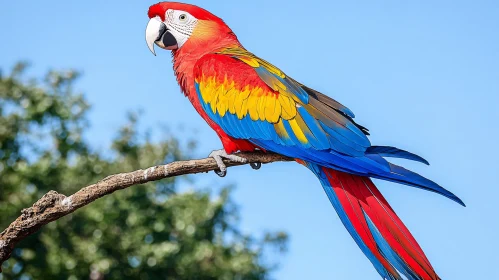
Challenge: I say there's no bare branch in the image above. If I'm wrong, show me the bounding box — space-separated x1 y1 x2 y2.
0 151 292 271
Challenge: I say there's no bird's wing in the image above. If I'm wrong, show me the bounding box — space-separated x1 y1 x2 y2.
194 47 464 205
194 47 371 158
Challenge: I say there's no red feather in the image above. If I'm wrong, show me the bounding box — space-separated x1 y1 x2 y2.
322 167 440 279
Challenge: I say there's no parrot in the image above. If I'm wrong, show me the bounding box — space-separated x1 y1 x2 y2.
145 2 464 279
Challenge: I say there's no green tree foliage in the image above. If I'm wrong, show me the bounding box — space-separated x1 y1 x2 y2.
0 63 287 280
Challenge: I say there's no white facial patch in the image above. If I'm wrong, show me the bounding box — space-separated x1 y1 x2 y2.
164 9 198 48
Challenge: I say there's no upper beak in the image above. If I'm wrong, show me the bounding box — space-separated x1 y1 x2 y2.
145 17 178 55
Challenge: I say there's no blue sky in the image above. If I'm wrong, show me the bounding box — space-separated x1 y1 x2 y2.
2 0 498 279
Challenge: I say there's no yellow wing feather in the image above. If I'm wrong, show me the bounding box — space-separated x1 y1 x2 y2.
197 73 299 124
288 118 308 144
246 90 260 121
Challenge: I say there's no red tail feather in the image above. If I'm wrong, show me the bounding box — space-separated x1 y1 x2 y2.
321 167 441 279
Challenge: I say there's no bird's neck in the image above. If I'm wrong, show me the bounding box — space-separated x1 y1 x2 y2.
172 35 241 100
169 36 244 145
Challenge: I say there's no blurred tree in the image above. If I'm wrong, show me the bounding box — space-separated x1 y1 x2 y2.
0 63 287 280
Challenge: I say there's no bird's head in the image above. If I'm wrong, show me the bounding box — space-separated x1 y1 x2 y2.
145 2 238 56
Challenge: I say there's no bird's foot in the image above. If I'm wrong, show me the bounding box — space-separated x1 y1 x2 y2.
209 149 247 177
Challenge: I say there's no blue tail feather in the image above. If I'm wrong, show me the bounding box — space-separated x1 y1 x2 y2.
250 139 464 206
372 163 466 207
367 146 429 165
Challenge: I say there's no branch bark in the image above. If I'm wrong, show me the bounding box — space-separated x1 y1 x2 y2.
0 151 292 271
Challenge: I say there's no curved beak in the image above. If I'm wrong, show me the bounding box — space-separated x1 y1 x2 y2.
145 17 178 55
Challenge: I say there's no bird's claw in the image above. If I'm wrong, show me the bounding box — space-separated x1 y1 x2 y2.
214 169 227 177
209 149 247 177
250 162 261 170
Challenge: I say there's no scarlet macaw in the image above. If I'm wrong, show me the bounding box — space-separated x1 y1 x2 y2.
145 2 464 279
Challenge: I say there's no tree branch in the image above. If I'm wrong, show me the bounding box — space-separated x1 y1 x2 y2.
0 151 292 271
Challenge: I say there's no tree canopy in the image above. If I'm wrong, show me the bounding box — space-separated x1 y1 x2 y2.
0 63 287 280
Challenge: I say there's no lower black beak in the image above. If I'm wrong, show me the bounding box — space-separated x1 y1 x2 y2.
158 30 178 50
146 18 178 55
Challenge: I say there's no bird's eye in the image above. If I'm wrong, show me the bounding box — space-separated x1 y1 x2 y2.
179 14 187 22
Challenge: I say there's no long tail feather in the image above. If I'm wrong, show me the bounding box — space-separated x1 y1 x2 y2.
303 161 441 280
376 162 466 207
366 145 430 165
